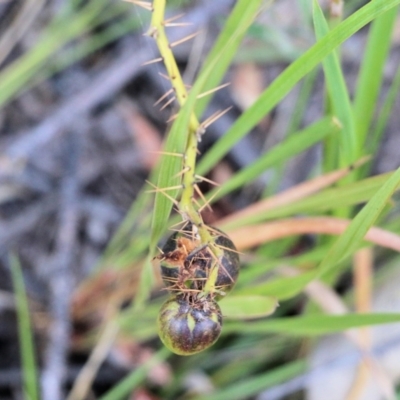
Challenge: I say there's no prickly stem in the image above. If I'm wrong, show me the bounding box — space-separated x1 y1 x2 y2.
149 0 222 293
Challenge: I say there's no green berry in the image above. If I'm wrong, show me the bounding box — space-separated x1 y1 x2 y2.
157 294 222 356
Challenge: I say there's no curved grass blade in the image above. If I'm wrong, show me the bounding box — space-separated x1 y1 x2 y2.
197 0 400 176
220 295 278 320
0 0 109 108
207 117 339 202
370 63 400 156
236 271 318 301
353 6 398 150
194 361 305 400
99 347 170 400
313 0 357 166
231 171 398 224
317 166 400 278
224 313 400 336
150 0 264 252
194 0 263 117
9 254 39 400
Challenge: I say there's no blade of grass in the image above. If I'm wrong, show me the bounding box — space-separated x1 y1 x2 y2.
99 347 170 400
265 67 320 197
353 6 398 150
224 313 400 336
0 0 109 107
220 295 278 319
207 117 339 202
317 166 400 278
194 0 263 117
231 171 398 224
197 0 400 176
370 62 400 155
9 254 39 400
233 168 400 300
219 157 369 230
313 0 357 166
33 6 141 90
236 271 318 300
228 217 400 253
194 360 305 400
150 0 264 252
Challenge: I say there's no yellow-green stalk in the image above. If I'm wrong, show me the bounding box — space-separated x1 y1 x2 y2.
149 0 223 294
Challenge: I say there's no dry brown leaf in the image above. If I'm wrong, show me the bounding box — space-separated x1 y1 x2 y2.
219 157 369 228
227 217 400 252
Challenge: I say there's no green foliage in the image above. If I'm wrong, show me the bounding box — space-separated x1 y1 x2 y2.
99 347 170 400
5 0 400 397
9 255 39 400
224 313 400 336
105 0 400 394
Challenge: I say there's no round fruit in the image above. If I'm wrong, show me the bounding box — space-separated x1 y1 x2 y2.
158 223 240 294
157 294 222 356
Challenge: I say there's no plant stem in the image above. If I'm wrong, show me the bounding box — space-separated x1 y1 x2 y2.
150 0 222 294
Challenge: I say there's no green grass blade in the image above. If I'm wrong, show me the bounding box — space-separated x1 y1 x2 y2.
194 360 305 400
317 166 400 278
0 0 108 107
236 271 318 301
9 254 39 400
353 6 398 147
313 0 357 165
371 62 400 154
223 171 398 227
99 347 170 400
208 117 339 202
197 0 400 176
220 295 278 319
194 0 263 117
224 313 400 336
149 131 185 254
150 0 263 252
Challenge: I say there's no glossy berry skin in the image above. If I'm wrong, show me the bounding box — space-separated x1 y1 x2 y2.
157 295 222 356
159 224 240 294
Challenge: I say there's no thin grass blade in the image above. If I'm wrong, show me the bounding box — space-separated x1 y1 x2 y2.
197 0 400 176
9 254 39 400
207 117 339 202
224 313 400 336
317 166 400 278
99 347 170 400
313 0 357 166
194 0 263 117
353 6 398 149
220 295 278 319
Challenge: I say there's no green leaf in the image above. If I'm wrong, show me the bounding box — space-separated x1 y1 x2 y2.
220 295 278 319
195 0 263 117
99 347 170 400
370 60 400 157
224 313 400 336
0 0 109 107
317 166 400 278
225 171 399 227
197 0 400 176
9 254 39 400
150 0 263 254
313 0 357 165
353 6 398 148
236 271 318 301
194 360 305 400
207 117 339 202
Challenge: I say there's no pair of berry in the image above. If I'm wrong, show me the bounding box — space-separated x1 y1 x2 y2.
156 223 240 355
